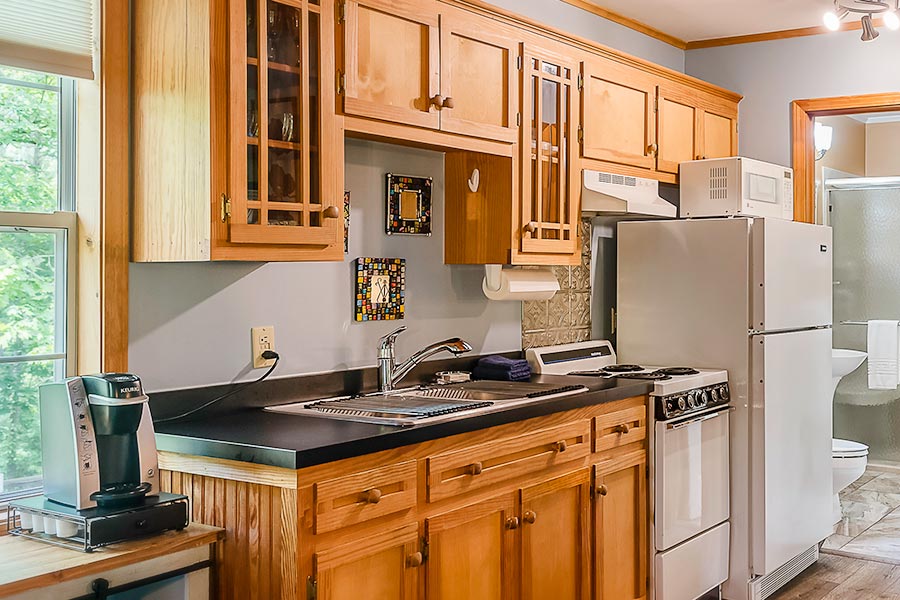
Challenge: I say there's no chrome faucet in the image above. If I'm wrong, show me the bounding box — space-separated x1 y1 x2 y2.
378 326 473 391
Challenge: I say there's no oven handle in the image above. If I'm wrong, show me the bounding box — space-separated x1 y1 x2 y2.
665 406 734 430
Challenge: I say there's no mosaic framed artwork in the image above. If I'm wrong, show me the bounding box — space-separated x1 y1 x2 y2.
385 173 432 235
354 257 406 321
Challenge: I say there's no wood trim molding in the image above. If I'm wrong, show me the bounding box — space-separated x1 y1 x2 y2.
558 0 687 50
100 0 130 372
791 92 900 223
686 18 887 50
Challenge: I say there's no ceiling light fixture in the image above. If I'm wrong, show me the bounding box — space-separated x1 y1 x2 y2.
823 0 900 40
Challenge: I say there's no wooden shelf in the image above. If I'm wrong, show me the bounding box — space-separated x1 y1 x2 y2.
246 57 300 75
269 139 301 151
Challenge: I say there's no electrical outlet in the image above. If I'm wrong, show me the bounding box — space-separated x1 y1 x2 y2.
251 326 276 368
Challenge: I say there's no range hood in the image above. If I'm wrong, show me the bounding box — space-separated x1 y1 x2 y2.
581 169 676 217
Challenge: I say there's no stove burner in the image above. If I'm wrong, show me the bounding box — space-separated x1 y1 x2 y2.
601 364 644 373
657 367 700 376
613 372 672 381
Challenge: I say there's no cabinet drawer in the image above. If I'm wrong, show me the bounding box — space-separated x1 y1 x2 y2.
426 420 591 502
594 404 647 452
314 460 417 534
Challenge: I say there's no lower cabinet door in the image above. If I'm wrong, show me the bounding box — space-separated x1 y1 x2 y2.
594 450 648 600
425 493 519 600
521 469 592 600
314 523 420 600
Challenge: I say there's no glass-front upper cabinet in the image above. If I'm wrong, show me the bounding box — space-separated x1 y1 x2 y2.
228 0 341 247
520 45 579 257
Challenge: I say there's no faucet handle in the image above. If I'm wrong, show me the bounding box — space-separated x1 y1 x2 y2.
379 326 407 353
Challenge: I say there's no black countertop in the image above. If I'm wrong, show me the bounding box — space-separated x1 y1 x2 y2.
154 375 652 470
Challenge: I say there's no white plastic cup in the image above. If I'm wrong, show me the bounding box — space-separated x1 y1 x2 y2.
43 517 57 535
18 511 33 530
31 515 44 533
56 520 78 538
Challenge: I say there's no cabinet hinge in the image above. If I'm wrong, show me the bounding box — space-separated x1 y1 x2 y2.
336 70 346 95
577 73 583 91
421 536 430 563
220 193 231 222
516 112 521 127
516 55 522 70
654 96 659 113
338 0 346 23
577 125 583 144
307 577 317 600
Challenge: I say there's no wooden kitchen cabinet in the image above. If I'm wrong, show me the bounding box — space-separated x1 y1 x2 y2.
521 469 592 600
132 0 343 261
314 523 421 600
594 449 648 600
424 494 518 600
580 57 656 170
340 0 519 144
519 43 581 260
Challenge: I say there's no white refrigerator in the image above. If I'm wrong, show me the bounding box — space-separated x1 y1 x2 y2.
617 217 833 600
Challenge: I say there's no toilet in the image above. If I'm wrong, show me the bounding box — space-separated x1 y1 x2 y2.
831 349 869 523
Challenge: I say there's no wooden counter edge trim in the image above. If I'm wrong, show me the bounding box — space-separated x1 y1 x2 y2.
0 524 223 597
443 0 742 104
158 451 301 489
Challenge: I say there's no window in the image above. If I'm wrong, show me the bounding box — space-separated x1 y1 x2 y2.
0 66 76 502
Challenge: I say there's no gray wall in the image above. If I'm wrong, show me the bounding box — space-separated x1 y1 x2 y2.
129 140 522 392
485 0 684 72
685 29 900 166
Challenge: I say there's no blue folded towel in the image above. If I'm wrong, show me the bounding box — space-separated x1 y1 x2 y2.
473 355 531 382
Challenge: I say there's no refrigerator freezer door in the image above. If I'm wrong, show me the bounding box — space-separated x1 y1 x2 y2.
751 327 832 576
751 219 833 332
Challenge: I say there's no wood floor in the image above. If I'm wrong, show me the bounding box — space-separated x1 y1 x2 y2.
770 553 900 599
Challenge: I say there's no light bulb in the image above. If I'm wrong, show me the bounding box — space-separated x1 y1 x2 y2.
885 10 900 30
824 10 842 31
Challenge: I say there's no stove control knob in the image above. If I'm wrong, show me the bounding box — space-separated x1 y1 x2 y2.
687 393 697 408
677 396 687 410
719 385 730 401
711 388 720 402
698 390 709 406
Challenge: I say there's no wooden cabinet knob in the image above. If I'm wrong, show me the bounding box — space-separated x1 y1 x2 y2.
596 484 608 497
647 143 658 155
360 488 382 504
442 96 455 109
506 516 520 530
614 423 631 435
696 155 708 160
466 462 484 476
430 94 444 110
553 440 568 453
524 221 538 234
322 206 340 219
406 551 424 567
523 510 537 524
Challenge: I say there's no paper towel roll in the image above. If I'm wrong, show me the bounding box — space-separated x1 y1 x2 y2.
482 265 560 301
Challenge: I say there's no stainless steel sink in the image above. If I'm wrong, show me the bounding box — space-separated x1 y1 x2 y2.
264 381 588 427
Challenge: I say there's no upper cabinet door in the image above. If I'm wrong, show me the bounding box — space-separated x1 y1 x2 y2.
700 106 738 160
520 44 580 257
656 83 698 175
342 0 440 129
437 9 519 142
580 58 656 170
228 0 341 246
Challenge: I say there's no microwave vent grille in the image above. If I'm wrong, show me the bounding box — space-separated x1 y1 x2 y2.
709 166 728 200
596 171 637 187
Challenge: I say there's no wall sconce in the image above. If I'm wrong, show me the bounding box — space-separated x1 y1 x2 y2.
815 122 833 161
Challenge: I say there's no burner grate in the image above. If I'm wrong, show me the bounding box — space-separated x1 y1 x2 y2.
601 364 644 373
657 367 700 376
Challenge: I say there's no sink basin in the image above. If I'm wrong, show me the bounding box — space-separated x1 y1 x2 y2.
265 381 588 426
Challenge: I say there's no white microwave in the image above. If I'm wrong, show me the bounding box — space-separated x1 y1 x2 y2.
679 157 794 220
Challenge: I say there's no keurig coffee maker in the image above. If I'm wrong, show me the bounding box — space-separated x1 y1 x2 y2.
7 374 189 551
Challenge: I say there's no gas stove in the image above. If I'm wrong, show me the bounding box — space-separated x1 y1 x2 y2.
525 340 730 420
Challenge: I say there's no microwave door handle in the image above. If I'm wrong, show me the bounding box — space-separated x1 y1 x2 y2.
666 406 734 430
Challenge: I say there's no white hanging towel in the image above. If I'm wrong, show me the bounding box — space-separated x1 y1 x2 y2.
867 320 900 390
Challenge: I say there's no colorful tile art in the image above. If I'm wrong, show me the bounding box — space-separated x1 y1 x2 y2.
354 257 406 321
385 173 432 235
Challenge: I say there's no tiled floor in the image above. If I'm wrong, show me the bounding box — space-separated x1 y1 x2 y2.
824 467 900 562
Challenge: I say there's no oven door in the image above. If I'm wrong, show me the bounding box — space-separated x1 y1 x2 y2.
655 405 731 551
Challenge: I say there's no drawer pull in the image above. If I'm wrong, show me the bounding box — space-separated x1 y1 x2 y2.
523 510 537 524
553 440 568 453
430 94 444 110
614 424 631 435
466 462 484 476
596 484 608 497
406 551 424 567
360 488 382 504
506 516 520 530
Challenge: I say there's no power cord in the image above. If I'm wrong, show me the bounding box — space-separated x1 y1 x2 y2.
153 351 280 424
